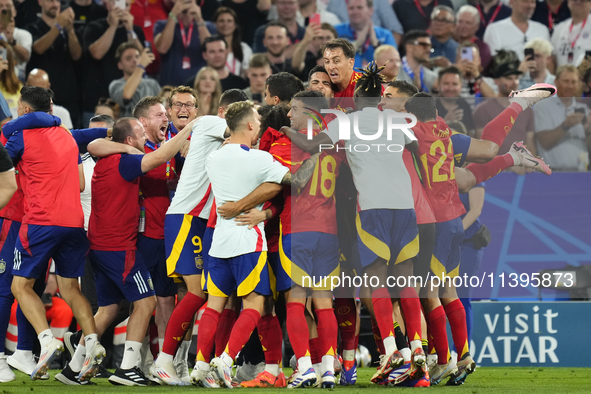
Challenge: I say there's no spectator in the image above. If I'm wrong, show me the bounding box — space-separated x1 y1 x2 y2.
192 66 222 117
158 85 175 115
243 53 272 102
393 0 454 33
483 0 550 61
14 0 41 28
252 0 305 54
82 0 145 126
436 66 476 136
221 0 271 46
534 65 591 171
397 30 437 92
518 38 556 89
26 68 73 129
109 42 161 118
0 41 22 112
531 0 570 34
129 0 167 76
334 0 396 69
213 7 253 78
153 0 215 87
95 97 121 121
25 0 81 127
298 0 341 25
262 22 296 74
430 5 459 66
186 36 247 90
455 42 497 98
551 0 591 68
292 22 336 77
454 5 492 71
328 0 402 43
0 0 32 82
475 0 512 40
474 61 537 165
71 0 108 37
374 44 401 83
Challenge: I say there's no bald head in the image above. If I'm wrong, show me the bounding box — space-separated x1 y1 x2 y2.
26 69 51 89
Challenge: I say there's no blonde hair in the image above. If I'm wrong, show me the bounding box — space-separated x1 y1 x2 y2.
193 66 222 116
524 38 553 57
225 100 255 132
373 44 397 61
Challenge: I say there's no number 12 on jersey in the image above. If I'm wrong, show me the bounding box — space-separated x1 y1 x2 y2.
419 139 455 188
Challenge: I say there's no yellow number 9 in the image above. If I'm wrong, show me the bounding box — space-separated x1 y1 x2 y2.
192 236 202 254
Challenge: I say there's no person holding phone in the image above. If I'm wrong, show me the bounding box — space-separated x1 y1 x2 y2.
0 0 32 82
518 38 556 89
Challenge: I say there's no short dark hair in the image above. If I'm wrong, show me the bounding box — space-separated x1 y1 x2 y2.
322 38 355 59
403 30 430 47
89 114 115 127
219 89 248 108
320 23 337 39
112 117 137 143
264 21 288 37
293 90 328 113
387 79 419 97
405 92 437 122
438 65 462 81
115 42 141 62
133 96 164 119
20 86 52 113
308 65 328 83
168 86 198 109
266 72 305 102
202 35 227 53
225 100 256 132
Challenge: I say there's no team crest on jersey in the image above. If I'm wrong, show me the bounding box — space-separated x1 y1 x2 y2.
0 259 5 273
195 258 203 270
147 278 154 291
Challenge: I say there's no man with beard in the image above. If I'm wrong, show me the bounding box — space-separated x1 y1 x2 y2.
435 66 476 136
263 22 296 75
82 116 196 386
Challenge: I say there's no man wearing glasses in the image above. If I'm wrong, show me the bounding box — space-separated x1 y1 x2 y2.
397 30 437 93
430 5 459 65
166 86 198 137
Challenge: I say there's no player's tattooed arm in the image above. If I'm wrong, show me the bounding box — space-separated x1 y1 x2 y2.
282 152 321 188
280 126 332 153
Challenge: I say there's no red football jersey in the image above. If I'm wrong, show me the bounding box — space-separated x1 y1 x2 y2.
413 119 466 223
403 149 435 225
6 127 83 228
140 142 178 239
89 154 145 251
291 130 345 235
265 127 292 245
333 71 385 111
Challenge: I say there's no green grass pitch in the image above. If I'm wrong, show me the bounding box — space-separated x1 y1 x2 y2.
2 367 591 393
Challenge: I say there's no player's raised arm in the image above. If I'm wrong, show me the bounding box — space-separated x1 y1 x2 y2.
280 126 333 154
280 152 321 188
140 117 197 173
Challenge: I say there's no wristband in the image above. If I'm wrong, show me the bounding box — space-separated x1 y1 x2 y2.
169 12 178 23
196 21 206 28
127 30 138 40
55 22 63 33
137 64 146 70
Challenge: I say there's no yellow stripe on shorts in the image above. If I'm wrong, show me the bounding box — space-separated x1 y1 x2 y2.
355 213 391 263
237 252 268 297
166 214 193 277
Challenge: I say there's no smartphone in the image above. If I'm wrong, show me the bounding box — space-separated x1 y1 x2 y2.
114 0 126 10
144 40 151 52
460 47 473 62
524 48 535 61
575 108 586 115
0 47 6 61
252 93 262 103
0 9 11 30
309 13 321 26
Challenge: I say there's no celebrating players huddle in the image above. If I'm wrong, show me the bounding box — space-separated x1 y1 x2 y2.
0 38 556 389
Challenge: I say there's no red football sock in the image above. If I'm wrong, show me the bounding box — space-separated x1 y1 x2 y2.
195 307 220 363
310 337 322 364
443 299 469 361
215 309 238 357
481 102 523 147
371 318 385 355
316 308 338 358
371 288 394 340
286 302 310 359
161 292 206 356
399 287 422 343
226 309 261 360
466 153 514 184
334 298 357 351
427 306 450 365
257 313 282 365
